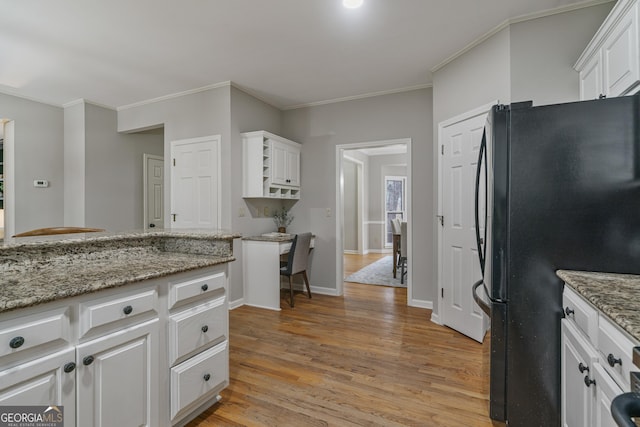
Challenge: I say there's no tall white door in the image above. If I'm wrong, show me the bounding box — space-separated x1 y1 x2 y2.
170 136 221 229
144 155 164 229
440 110 489 343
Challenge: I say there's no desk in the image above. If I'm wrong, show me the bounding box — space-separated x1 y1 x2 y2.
243 234 315 311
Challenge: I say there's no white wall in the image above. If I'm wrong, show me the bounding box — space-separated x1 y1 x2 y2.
84 103 163 231
0 93 64 235
63 102 85 227
282 88 433 304
509 2 614 106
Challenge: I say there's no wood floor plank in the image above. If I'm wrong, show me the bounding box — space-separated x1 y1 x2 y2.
187 254 501 426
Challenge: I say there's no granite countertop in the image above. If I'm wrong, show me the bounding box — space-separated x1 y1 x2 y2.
557 270 640 342
243 233 295 242
0 229 241 313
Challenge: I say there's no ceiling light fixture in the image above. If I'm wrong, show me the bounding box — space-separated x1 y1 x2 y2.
343 0 363 9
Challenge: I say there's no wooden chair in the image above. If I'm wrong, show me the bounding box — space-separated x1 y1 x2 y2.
391 218 401 277
280 232 312 308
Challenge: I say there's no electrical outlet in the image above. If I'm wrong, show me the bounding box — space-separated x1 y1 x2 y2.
264 206 270 217
326 208 332 217
238 207 245 217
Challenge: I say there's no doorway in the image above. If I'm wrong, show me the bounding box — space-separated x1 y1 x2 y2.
143 154 164 230
336 139 412 301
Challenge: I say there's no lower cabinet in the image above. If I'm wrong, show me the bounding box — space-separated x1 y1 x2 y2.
0 347 76 426
76 319 159 427
592 363 623 427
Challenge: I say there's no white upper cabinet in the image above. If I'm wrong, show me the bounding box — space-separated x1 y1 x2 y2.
576 0 640 100
242 131 301 199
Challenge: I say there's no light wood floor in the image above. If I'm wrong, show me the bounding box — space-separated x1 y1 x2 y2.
187 255 498 427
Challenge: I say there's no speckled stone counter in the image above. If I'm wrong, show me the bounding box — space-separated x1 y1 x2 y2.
242 234 294 243
557 270 640 342
0 229 241 313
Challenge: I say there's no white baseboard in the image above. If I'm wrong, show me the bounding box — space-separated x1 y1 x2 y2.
309 285 339 296
430 312 441 325
343 250 359 255
229 298 245 310
408 299 433 309
366 249 393 254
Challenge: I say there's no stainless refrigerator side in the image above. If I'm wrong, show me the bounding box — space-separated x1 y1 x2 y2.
485 95 640 427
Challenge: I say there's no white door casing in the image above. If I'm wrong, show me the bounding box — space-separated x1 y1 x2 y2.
143 154 164 230
170 136 221 229
437 103 493 343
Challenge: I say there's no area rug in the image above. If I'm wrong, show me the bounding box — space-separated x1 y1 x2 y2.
344 256 405 287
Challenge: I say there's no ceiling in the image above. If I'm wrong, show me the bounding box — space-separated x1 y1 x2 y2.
1 0 604 110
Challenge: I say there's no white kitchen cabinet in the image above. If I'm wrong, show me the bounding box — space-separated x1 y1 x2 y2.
0 347 76 426
242 130 301 199
561 285 639 427
76 319 159 427
575 0 640 99
562 321 598 427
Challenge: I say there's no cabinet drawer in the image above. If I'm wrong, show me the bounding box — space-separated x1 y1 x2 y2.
598 316 635 390
563 286 598 345
0 307 71 360
80 288 158 338
168 296 227 366
168 270 225 309
170 341 228 420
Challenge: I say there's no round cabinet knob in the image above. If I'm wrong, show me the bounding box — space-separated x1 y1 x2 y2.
201 325 209 333
9 336 25 349
607 353 622 367
564 307 575 317
63 362 76 373
203 374 211 382
83 355 95 366
123 305 133 315
578 362 589 373
584 376 596 387
201 284 209 292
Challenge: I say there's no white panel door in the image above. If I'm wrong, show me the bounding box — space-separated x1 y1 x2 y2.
603 3 639 97
144 155 164 229
441 111 489 343
580 53 603 100
77 319 158 427
286 148 300 187
270 140 288 186
170 136 221 229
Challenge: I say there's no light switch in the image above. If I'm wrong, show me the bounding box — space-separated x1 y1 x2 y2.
264 206 270 217
238 207 245 217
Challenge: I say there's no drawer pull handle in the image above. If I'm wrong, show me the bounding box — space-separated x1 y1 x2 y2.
201 284 209 291
578 363 589 373
63 362 76 373
584 376 596 387
83 355 95 366
9 336 24 349
564 307 575 317
201 325 209 333
203 373 211 382
608 353 622 367
123 305 133 315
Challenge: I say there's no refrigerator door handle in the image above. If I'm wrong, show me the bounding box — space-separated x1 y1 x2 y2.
474 129 488 275
472 279 491 316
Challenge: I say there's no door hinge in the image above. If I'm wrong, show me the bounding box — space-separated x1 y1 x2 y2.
172 158 176 166
171 213 177 222
441 145 444 155
441 288 444 298
437 215 444 227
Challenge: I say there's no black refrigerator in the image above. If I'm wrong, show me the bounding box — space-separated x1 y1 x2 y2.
471 94 640 426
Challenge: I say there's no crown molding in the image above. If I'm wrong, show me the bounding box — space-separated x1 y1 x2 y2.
282 83 433 111
117 81 232 111
0 88 62 108
431 0 615 73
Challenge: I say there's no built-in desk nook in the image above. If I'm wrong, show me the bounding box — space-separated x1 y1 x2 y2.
242 233 315 311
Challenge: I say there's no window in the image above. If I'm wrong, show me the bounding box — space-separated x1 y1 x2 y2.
385 176 406 246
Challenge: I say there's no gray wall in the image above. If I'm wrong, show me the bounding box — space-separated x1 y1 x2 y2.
509 3 614 106
0 93 64 235
343 158 358 252
64 102 85 227
282 88 433 304
84 103 163 231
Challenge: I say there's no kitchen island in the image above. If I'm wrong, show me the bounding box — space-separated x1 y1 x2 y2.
0 229 240 427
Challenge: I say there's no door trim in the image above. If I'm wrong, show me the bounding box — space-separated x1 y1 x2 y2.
343 154 365 254
335 138 412 303
143 153 164 230
435 101 497 326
